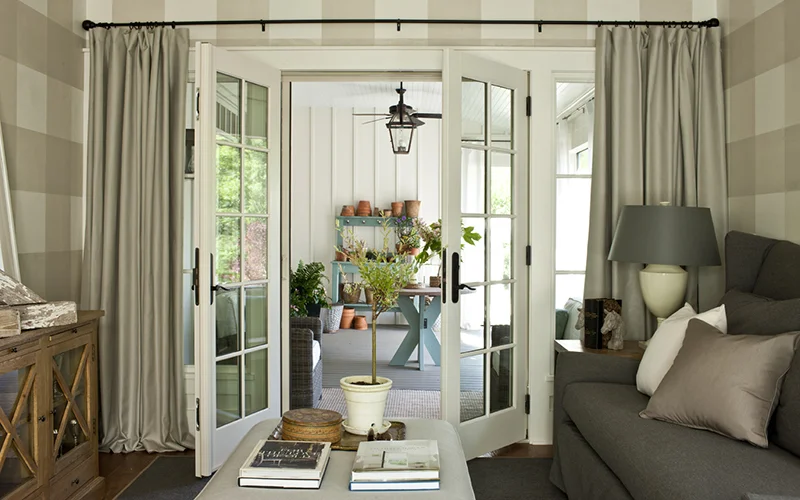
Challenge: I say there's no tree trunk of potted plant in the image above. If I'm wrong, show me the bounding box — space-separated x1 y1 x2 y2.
340 302 392 435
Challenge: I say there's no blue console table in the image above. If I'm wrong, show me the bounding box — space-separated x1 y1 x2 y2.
389 287 442 370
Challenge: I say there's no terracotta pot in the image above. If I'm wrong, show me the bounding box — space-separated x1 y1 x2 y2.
356 200 372 216
353 315 368 330
341 205 355 216
364 288 374 305
384 208 393 217
409 247 420 256
340 308 356 329
335 250 347 262
391 202 404 217
373 207 383 217
405 200 421 217
429 276 441 287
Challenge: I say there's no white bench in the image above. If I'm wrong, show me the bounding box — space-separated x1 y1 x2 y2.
197 418 476 499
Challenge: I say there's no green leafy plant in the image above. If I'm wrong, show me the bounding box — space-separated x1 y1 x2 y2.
337 219 417 384
289 261 329 317
394 215 421 252
415 219 483 269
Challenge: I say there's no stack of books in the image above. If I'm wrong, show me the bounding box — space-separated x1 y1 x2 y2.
238 439 332 489
349 440 440 491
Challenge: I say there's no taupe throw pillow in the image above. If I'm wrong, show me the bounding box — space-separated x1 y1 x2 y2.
640 319 800 447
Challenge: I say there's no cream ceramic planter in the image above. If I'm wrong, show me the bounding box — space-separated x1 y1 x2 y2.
340 376 393 435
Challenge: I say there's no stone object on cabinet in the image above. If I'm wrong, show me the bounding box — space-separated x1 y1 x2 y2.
11 301 78 330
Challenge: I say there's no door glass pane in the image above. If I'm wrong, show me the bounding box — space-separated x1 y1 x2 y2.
490 284 512 347
216 73 241 143
461 149 485 213
460 354 485 422
461 218 485 284
243 150 267 214
217 357 241 427
216 287 241 356
555 178 591 271
490 85 512 147
490 347 513 413
53 346 89 460
245 349 268 416
462 79 485 144
490 218 511 282
460 285 485 353
555 274 586 309
243 217 267 281
216 217 241 283
0 368 35 494
245 285 267 348
216 145 241 212
245 82 268 148
490 152 512 215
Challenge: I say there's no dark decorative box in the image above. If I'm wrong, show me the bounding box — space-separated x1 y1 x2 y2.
583 298 622 349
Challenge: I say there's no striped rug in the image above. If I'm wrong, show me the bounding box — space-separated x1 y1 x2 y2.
316 388 485 422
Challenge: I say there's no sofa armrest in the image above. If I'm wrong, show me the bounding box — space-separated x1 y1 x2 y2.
290 317 323 343
553 352 640 427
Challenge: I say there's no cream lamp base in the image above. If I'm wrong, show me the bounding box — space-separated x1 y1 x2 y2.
637 264 688 350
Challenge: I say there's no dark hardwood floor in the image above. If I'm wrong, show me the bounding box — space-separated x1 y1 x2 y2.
100 443 549 497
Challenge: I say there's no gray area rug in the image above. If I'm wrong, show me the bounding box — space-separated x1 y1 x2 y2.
120 456 561 500
315 387 485 422
468 458 567 500
322 326 483 392
118 456 209 500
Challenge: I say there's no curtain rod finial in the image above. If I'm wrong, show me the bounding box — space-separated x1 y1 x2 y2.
82 19 96 30
707 18 720 27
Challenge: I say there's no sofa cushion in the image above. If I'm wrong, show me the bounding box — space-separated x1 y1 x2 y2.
562 383 800 500
752 241 800 300
312 339 321 368
721 289 800 335
774 352 800 458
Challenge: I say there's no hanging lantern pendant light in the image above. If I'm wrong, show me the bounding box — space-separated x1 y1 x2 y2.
386 83 419 155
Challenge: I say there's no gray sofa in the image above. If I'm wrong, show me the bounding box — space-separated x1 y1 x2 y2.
550 231 800 499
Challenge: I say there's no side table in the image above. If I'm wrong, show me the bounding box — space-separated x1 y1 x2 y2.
554 339 644 361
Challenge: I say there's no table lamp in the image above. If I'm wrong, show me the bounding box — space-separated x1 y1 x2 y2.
607 203 720 327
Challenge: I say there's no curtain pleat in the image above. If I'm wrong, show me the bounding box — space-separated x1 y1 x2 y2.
585 26 727 340
82 27 192 452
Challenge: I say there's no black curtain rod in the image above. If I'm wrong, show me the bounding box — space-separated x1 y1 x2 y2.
82 17 720 32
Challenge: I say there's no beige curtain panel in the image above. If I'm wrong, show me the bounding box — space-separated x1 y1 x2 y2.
82 27 192 452
585 26 727 340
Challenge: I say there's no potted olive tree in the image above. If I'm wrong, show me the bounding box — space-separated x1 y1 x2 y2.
336 219 416 435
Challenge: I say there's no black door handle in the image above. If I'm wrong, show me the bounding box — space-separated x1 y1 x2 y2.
212 284 231 293
451 252 461 304
193 248 200 306
459 284 476 291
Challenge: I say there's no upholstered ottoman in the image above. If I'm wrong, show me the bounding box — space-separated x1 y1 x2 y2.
197 418 475 499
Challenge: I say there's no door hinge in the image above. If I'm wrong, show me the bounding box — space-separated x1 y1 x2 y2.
525 96 532 117
525 245 531 266
525 394 531 414
196 398 200 431
92 417 97 435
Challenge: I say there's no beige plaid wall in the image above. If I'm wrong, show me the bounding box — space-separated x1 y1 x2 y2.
97 0 717 46
718 0 800 244
0 0 86 301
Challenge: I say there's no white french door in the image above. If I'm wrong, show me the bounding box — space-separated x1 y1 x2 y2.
194 43 282 476
442 51 529 459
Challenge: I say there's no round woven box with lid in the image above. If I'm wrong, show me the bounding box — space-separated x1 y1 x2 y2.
282 408 343 443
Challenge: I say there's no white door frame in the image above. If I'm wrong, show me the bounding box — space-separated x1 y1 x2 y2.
214 45 594 446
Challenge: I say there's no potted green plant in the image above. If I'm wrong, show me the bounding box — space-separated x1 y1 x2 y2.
415 219 482 284
336 219 417 435
289 261 328 317
394 216 421 255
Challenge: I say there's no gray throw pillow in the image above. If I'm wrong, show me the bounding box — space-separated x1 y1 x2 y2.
720 289 800 335
773 353 800 457
640 319 800 447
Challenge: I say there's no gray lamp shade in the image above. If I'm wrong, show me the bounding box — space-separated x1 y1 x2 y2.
608 205 721 266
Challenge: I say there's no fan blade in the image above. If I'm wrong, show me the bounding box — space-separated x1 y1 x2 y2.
413 113 443 119
353 113 391 117
362 117 389 125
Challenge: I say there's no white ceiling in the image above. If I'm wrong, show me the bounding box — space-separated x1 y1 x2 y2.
292 82 443 113
556 82 594 116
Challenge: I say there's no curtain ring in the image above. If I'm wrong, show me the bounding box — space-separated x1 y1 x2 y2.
171 21 176 29
537 23 542 33
261 21 266 32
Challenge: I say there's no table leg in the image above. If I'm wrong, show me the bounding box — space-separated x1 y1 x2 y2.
389 296 422 368
422 297 441 366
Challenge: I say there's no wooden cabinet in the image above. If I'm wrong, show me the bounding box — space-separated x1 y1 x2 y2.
0 311 104 500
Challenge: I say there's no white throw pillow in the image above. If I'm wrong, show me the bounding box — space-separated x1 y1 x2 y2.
563 298 583 340
636 303 727 396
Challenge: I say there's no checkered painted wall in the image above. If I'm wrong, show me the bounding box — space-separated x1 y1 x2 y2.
0 0 86 301
86 0 718 46
718 0 800 243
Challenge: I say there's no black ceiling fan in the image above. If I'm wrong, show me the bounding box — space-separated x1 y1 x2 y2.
353 82 442 154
